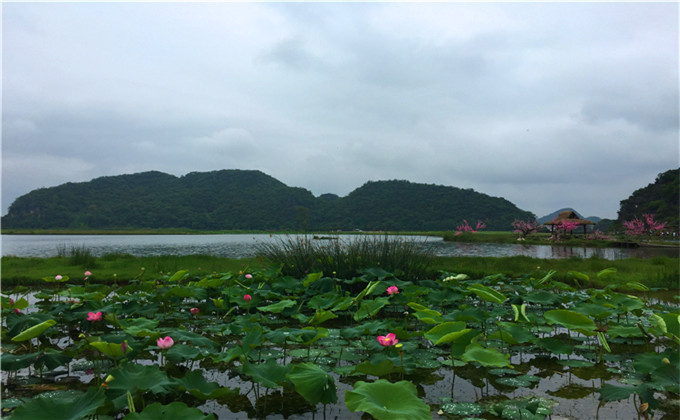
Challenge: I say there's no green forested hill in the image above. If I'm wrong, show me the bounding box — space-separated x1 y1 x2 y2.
616 168 679 229
2 170 534 231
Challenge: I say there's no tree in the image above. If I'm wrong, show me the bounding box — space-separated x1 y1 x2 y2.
511 219 540 240
623 213 667 238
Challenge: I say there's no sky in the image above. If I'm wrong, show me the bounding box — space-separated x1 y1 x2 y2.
2 2 678 220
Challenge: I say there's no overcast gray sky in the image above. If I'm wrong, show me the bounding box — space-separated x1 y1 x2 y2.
2 2 678 220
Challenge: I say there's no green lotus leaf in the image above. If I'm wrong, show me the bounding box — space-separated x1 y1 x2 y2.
557 359 594 368
537 337 573 354
440 402 485 416
287 362 338 405
173 370 239 400
90 341 132 358
257 299 296 313
467 284 507 304
0 352 40 371
345 379 432 420
167 270 188 282
10 387 106 420
105 363 176 409
307 310 338 325
303 271 324 287
544 309 596 332
119 317 159 337
461 344 511 367
124 402 215 420
496 375 541 388
11 319 56 342
242 359 292 388
37 348 73 370
353 297 389 321
353 359 401 377
166 344 201 363
598 384 637 402
424 321 467 345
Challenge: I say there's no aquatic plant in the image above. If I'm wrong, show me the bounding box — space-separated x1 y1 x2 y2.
1 265 678 419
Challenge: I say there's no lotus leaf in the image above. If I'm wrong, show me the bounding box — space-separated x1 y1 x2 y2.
345 379 432 420
287 362 338 405
544 309 596 333
10 388 105 420
257 299 296 313
124 402 215 420
11 319 56 342
467 284 507 304
461 344 511 367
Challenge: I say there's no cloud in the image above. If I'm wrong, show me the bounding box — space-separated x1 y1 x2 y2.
2 2 678 220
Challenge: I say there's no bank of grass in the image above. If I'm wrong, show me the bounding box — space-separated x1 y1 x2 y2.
2 252 678 290
430 255 679 290
0 254 266 287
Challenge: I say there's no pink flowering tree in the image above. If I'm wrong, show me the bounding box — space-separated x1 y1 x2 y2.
623 213 667 239
551 220 581 240
511 219 540 240
455 220 486 236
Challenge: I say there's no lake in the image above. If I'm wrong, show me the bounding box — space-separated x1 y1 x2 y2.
2 234 678 260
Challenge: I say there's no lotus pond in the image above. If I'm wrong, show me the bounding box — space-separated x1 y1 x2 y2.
1 267 679 419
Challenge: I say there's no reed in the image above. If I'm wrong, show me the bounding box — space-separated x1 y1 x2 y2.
255 234 434 280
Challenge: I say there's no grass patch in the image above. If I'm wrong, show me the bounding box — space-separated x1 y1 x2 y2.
430 255 679 289
2 251 677 291
255 234 433 280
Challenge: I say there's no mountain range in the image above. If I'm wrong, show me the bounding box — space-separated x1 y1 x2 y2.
1 169 535 231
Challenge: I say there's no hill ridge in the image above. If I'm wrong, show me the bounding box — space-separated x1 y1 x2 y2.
2 169 535 231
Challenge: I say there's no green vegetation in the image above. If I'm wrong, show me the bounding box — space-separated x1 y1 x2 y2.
255 235 433 281
1 169 533 231
2 255 679 418
3 251 678 290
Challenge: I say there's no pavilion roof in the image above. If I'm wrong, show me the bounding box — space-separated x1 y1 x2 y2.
543 210 595 225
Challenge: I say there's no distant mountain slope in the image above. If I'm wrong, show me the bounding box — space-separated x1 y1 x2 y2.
616 168 679 229
2 170 535 231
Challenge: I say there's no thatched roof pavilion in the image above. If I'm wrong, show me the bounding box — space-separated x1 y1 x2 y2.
544 210 595 235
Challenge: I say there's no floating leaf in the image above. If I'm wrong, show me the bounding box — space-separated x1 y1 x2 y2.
544 309 595 333
345 379 432 420
440 402 484 416
242 359 292 388
424 321 467 345
257 299 296 313
123 402 215 420
461 344 510 367
10 388 106 420
287 363 338 405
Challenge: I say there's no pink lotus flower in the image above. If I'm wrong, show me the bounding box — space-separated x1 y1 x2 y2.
87 311 102 322
14 309 21 314
55 275 63 281
243 294 252 302
245 274 253 279
84 271 92 277
386 286 399 295
190 307 200 315
157 336 174 349
377 332 399 346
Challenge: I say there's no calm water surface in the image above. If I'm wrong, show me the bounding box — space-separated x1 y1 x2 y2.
2 234 677 259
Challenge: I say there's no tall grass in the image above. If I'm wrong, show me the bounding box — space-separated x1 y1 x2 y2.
255 234 434 280
55 244 98 268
